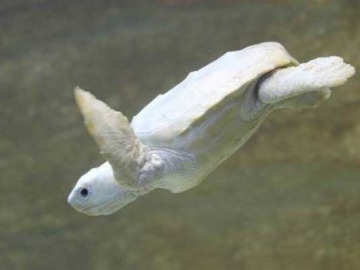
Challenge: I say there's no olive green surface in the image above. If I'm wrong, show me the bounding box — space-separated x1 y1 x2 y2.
1 1 360 269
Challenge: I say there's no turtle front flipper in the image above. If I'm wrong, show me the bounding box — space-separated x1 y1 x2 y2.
75 87 156 190
258 56 355 107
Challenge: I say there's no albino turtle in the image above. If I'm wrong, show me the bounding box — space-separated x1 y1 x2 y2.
67 42 355 216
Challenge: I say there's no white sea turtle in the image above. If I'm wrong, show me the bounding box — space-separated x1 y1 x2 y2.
67 42 355 216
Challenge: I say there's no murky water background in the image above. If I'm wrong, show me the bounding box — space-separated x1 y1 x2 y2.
1 0 360 269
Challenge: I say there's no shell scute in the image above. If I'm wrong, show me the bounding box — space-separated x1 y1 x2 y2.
131 42 298 149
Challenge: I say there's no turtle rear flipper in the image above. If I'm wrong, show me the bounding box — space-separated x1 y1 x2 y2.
277 88 331 109
258 56 355 107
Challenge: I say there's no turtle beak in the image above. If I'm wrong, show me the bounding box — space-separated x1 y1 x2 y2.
67 188 81 210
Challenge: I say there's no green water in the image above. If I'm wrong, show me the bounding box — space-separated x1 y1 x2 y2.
1 0 360 269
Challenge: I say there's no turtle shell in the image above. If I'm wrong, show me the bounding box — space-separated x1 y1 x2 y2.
131 42 297 149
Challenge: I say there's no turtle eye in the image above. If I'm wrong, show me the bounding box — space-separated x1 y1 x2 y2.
80 188 89 198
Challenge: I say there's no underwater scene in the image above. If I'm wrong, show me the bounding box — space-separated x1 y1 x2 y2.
1 0 360 269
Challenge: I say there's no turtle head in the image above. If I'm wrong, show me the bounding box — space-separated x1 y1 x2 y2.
67 162 138 216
